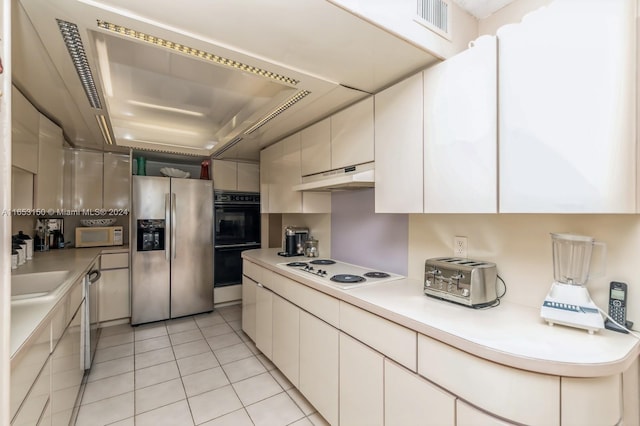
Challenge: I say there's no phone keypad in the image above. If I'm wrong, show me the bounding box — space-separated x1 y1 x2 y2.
610 301 626 324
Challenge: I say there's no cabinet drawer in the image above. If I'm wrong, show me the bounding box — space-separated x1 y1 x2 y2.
11 358 50 426
243 260 263 283
457 400 515 426
340 301 416 371
101 252 129 269
418 334 559 425
262 269 339 327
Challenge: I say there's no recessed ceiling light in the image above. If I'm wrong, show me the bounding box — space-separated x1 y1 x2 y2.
96 20 300 86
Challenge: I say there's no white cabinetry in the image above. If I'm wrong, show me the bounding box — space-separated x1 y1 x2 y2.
11 275 84 426
423 35 497 213
12 86 39 173
339 332 384 426
456 401 514 426
50 308 83 426
260 135 330 213
12 167 34 210
255 284 273 359
70 150 103 210
418 334 559 425
241 275 257 341
375 36 497 214
272 294 300 386
331 97 374 169
300 118 331 176
498 0 636 213
103 153 130 210
99 252 130 323
299 311 339 426
561 375 621 426
35 115 64 211
374 73 424 213
385 359 456 426
213 160 260 192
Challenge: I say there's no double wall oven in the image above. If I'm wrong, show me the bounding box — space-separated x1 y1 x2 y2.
214 191 261 287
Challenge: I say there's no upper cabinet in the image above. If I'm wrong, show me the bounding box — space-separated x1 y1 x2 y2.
66 150 131 211
34 115 64 210
12 86 39 174
498 0 636 213
300 118 331 176
375 73 424 213
261 134 331 214
423 35 497 214
331 97 374 170
103 153 130 210
300 98 375 177
375 36 497 214
213 160 260 192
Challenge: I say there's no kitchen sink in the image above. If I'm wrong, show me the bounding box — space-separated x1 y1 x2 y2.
11 270 72 301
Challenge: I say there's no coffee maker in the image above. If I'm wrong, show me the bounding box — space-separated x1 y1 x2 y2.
280 226 309 257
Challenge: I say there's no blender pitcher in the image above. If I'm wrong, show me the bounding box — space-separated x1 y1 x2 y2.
551 233 606 286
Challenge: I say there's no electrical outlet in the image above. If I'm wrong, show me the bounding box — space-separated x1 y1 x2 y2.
453 236 468 258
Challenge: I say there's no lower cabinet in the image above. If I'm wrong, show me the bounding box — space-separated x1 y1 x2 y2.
456 401 515 426
339 332 384 426
99 253 130 323
50 307 83 426
299 311 339 426
11 276 85 426
11 359 51 426
272 294 300 386
241 275 257 341
255 284 273 359
384 359 456 426
241 260 631 426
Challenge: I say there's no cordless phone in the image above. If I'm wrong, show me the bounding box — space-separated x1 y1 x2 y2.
605 281 631 333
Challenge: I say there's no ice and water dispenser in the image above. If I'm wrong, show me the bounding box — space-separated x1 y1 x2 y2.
137 219 166 251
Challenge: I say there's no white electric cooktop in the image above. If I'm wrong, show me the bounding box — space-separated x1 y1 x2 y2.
276 258 404 290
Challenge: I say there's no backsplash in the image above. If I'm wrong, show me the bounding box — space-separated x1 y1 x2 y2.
330 189 408 275
409 214 640 324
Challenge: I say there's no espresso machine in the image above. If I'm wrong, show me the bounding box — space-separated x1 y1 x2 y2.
540 233 605 334
279 226 309 257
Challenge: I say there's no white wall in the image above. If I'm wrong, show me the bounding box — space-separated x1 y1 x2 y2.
408 214 640 325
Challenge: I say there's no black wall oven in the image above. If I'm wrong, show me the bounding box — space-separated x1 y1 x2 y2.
214 191 261 287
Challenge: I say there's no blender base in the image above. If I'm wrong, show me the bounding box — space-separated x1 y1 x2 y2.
540 283 604 334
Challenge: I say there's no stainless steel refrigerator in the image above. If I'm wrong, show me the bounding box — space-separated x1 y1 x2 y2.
131 176 213 325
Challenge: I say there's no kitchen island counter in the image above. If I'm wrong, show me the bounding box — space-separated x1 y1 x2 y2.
243 248 639 378
10 246 129 357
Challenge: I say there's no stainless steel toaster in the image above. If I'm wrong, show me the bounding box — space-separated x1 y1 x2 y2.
424 257 498 307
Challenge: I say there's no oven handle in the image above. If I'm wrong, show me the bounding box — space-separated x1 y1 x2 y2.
214 243 261 249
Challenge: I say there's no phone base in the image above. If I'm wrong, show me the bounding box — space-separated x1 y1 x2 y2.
605 319 634 334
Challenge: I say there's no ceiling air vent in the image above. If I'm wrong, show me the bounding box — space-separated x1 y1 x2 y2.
416 0 451 40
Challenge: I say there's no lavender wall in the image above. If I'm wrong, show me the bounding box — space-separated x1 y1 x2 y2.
331 188 408 275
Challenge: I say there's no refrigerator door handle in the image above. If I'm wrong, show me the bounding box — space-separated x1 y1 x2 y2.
165 193 171 261
171 193 177 259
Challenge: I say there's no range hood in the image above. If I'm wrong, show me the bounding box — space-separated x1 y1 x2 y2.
293 162 375 192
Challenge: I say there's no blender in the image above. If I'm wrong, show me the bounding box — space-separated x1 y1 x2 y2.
540 233 605 334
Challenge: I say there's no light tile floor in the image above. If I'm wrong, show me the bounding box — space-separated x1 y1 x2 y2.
75 305 330 426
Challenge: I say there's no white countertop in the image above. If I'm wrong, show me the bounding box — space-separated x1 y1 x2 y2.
10 246 129 358
243 248 639 377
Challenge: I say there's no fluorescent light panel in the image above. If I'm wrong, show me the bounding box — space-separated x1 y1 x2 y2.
96 115 114 144
96 20 300 86
243 90 311 135
57 19 103 109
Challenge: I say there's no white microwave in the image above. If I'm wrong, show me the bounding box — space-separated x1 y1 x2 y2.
76 226 124 248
